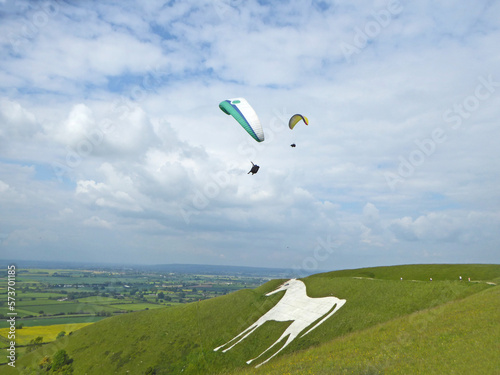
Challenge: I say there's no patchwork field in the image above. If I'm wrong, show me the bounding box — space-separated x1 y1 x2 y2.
0 266 273 330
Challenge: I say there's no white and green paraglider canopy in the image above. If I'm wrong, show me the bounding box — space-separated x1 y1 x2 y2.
219 98 265 142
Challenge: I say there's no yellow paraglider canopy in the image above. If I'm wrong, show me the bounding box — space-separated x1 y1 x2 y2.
289 114 309 129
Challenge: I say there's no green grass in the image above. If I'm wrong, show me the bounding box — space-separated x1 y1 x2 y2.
7 299 63 307
14 292 67 299
235 286 500 375
75 296 118 304
317 263 500 282
6 264 499 375
1 302 118 317
108 303 164 311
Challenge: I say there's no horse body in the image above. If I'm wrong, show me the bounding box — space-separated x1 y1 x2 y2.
214 279 346 367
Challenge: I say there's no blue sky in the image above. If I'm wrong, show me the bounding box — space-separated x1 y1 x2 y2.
0 0 499 273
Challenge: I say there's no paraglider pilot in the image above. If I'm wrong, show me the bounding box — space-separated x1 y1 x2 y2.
290 143 296 147
248 162 260 175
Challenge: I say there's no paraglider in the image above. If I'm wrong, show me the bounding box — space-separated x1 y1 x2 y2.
219 98 265 142
218 100 310 176
288 114 308 129
288 114 308 147
248 162 260 175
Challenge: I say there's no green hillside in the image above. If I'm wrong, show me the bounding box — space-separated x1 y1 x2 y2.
7 264 499 374
315 263 500 282
236 286 500 375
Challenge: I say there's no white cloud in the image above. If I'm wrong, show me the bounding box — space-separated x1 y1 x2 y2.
390 211 500 244
0 180 9 193
0 98 37 137
76 176 142 213
52 103 95 145
83 216 112 229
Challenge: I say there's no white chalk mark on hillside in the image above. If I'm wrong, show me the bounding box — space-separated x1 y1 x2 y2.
214 279 346 367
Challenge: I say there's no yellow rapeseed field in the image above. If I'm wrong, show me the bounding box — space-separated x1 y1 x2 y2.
0 323 92 346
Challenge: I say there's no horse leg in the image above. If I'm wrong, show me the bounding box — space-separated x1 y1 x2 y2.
246 330 292 365
300 299 346 338
251 331 298 368
214 322 260 352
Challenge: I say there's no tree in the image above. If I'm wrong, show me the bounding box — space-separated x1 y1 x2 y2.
52 349 73 373
26 336 43 353
57 331 66 339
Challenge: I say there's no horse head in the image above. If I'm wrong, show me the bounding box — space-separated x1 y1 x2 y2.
265 279 301 296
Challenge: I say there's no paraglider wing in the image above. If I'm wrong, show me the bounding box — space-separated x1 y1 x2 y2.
288 114 309 130
219 98 265 142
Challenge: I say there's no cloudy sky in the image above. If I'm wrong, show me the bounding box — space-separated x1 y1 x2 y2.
1 0 499 273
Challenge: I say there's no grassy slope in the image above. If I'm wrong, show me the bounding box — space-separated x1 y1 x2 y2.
236 286 500 375
8 264 499 375
316 263 500 282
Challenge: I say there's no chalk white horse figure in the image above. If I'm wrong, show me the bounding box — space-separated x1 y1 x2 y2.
214 279 346 367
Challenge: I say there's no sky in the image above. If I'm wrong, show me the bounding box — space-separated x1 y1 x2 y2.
1 0 499 274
